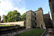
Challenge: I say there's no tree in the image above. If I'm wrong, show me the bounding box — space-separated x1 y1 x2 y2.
0 16 1 22
0 16 1 20
3 10 21 22
3 15 8 22
21 13 26 21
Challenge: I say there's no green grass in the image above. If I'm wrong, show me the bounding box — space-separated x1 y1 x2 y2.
0 24 15 26
0 25 9 26
15 29 44 36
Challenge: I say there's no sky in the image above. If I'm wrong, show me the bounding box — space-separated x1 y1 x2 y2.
0 0 50 17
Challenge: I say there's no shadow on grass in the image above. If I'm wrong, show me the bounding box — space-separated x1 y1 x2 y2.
15 29 44 36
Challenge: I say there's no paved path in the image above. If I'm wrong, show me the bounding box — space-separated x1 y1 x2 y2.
42 28 54 36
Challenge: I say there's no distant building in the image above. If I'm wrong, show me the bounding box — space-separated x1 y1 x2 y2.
49 0 54 27
43 14 53 28
26 8 46 29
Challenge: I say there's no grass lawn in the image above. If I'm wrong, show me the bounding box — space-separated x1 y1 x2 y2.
15 29 44 36
0 24 15 27
0 25 9 26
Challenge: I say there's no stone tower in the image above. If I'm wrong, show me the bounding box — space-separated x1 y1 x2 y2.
26 10 36 29
26 8 46 29
35 8 46 29
49 0 54 27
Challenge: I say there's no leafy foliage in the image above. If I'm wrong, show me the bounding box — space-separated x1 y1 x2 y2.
3 10 26 22
3 10 21 22
21 13 26 21
3 15 8 22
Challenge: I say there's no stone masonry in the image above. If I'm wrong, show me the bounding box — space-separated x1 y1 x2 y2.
43 14 53 28
35 8 45 29
26 10 36 29
26 8 46 29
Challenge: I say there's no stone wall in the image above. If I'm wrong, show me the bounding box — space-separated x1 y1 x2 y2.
26 10 34 29
43 14 53 28
31 11 37 28
49 0 54 27
0 21 24 27
26 8 46 29
35 8 46 29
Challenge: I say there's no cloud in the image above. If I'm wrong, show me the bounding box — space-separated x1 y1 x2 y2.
0 0 26 17
0 0 13 16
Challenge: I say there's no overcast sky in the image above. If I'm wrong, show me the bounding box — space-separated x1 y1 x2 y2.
0 0 50 17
